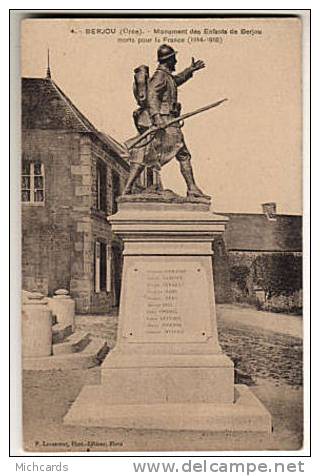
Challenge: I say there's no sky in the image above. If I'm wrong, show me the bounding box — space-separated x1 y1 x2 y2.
21 18 302 214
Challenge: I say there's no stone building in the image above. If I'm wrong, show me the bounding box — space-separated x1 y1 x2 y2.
213 203 303 312
21 71 130 313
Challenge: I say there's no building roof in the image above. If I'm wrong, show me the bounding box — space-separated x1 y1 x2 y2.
22 77 129 165
220 213 302 252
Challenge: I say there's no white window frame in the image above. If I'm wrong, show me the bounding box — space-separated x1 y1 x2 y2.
22 161 45 205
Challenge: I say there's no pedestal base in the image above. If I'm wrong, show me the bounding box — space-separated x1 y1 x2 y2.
64 384 271 433
63 200 272 437
100 352 235 404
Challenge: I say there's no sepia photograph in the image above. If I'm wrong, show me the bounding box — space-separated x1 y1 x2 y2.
16 12 306 453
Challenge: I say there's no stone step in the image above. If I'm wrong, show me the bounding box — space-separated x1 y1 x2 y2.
63 384 272 433
83 338 110 366
23 337 110 370
52 331 91 356
52 323 73 344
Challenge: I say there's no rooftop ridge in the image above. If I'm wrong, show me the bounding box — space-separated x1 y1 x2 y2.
22 76 129 162
50 79 95 133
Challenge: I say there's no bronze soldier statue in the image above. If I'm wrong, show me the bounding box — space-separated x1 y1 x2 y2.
123 44 209 198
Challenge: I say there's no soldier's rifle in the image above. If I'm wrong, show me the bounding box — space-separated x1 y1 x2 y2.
125 98 228 150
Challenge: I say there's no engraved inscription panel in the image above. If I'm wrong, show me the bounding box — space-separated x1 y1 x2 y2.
123 260 213 342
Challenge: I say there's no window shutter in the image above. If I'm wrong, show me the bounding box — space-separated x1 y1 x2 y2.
106 245 112 293
95 241 101 293
96 167 101 210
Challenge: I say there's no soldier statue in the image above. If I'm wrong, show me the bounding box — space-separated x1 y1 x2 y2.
123 44 210 198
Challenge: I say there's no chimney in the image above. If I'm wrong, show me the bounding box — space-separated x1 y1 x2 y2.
262 202 277 221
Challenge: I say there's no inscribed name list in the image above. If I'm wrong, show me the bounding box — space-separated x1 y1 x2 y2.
123 260 213 343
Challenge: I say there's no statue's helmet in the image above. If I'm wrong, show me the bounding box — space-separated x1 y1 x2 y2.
157 44 177 63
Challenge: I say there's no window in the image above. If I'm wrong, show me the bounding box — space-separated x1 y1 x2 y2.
21 161 45 204
95 241 107 292
146 167 154 187
112 171 121 214
141 166 156 189
96 160 107 212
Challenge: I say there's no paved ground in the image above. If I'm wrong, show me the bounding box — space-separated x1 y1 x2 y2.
23 305 303 453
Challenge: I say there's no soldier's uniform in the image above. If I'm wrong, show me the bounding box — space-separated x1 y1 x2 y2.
124 44 208 198
147 64 194 166
130 64 194 168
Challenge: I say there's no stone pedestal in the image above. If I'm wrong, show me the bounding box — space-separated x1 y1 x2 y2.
22 292 52 358
48 289 75 331
64 198 271 433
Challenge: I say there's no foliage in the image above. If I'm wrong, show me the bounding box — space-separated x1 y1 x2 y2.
229 265 250 294
252 254 302 298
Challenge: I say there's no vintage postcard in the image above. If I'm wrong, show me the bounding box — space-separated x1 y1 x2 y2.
18 14 305 453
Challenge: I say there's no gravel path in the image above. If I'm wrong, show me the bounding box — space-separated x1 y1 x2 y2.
218 320 302 387
217 304 302 338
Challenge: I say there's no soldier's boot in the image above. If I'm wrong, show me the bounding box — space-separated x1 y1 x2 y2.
123 164 145 195
179 160 211 199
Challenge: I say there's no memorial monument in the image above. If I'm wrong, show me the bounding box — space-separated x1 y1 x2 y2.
64 46 271 433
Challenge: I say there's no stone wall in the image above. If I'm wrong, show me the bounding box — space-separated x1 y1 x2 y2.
22 129 129 314
69 135 95 313
80 140 127 313
22 129 80 295
91 142 128 215
70 137 128 313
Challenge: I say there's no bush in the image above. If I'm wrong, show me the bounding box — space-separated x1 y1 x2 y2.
252 254 302 299
230 265 250 294
261 290 303 315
